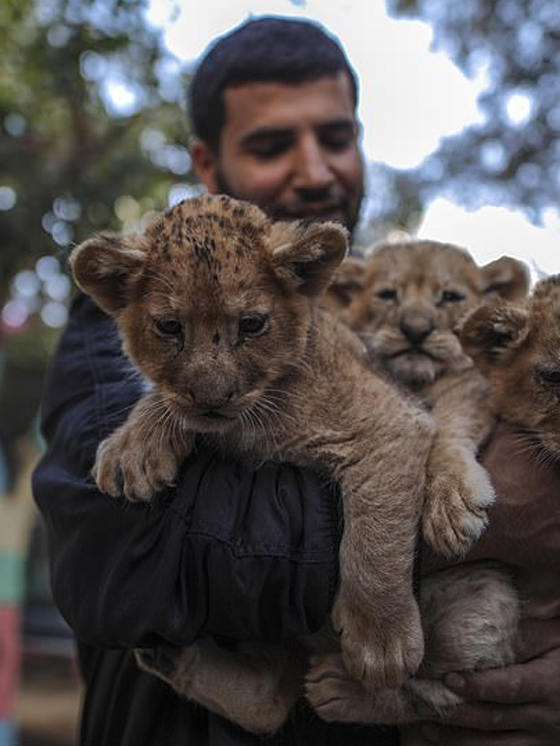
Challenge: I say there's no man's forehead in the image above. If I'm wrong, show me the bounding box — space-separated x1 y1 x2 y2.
221 73 357 136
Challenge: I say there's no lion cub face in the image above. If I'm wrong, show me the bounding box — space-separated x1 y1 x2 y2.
341 241 528 388
70 195 347 433
460 276 560 458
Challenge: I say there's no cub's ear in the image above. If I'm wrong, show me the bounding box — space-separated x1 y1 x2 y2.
69 234 147 315
325 255 367 310
268 221 348 297
458 298 529 372
481 256 530 301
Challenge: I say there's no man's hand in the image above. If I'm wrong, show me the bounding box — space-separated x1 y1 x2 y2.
418 618 560 746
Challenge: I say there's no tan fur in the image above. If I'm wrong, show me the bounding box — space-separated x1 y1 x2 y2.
460 276 560 475
322 254 366 313
307 245 557 738
341 240 529 557
70 196 436 734
307 564 520 731
460 276 560 626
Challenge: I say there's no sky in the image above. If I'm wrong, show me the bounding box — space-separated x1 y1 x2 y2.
145 0 559 281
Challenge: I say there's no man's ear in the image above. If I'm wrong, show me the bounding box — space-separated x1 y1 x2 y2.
481 256 530 301
191 138 220 194
457 298 529 372
268 221 349 297
69 234 147 315
325 255 367 309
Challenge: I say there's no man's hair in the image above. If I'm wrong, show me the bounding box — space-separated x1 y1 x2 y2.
188 16 359 151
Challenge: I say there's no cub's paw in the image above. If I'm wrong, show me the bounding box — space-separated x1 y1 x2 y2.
306 653 372 723
332 595 423 689
135 644 193 683
424 457 495 557
93 428 191 502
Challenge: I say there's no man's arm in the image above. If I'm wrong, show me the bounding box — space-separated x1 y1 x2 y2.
32 293 342 649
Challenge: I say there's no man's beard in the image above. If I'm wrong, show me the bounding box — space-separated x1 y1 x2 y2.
214 170 363 241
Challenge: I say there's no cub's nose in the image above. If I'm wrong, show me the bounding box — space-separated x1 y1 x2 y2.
399 315 435 344
189 385 235 411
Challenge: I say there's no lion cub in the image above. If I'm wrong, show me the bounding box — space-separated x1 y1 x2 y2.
70 196 434 734
307 275 559 743
340 240 529 557
307 242 536 738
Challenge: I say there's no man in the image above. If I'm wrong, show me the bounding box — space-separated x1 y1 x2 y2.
189 21 560 744
33 16 559 746
32 18 390 746
188 20 364 237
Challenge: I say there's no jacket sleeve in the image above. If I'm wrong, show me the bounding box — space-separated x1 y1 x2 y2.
32 293 342 650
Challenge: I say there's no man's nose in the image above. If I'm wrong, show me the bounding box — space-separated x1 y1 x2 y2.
293 136 335 191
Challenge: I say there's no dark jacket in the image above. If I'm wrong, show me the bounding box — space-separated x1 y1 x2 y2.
32 293 399 746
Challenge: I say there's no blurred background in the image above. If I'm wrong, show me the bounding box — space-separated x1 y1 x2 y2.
0 0 558 743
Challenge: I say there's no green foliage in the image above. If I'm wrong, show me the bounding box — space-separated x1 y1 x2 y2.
0 0 195 314
386 0 560 223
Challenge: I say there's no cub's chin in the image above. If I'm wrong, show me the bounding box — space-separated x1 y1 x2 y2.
386 353 444 389
188 412 239 434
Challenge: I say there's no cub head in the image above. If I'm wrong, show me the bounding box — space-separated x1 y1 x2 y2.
69 194 347 432
322 255 367 313
459 275 560 459
340 240 529 389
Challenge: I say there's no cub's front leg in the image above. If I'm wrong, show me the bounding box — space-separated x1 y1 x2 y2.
332 400 434 689
423 436 494 557
93 392 194 502
422 372 496 557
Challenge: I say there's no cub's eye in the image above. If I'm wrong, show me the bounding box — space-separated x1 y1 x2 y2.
376 288 397 302
439 290 466 305
153 317 182 336
537 368 560 385
239 314 268 336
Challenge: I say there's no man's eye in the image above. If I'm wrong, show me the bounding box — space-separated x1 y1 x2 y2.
320 134 353 152
239 314 268 336
153 317 182 336
439 290 465 305
318 121 356 152
246 140 291 160
376 288 397 301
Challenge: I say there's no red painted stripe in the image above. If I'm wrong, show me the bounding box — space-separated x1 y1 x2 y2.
0 606 20 716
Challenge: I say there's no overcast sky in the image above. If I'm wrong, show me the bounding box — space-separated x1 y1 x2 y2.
146 0 559 280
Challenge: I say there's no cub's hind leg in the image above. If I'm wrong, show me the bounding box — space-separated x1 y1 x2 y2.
136 638 304 735
307 564 520 727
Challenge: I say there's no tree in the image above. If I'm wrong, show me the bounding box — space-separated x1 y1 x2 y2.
0 0 195 343
385 0 560 225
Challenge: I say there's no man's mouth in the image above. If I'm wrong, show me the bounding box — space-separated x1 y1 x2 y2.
271 203 345 223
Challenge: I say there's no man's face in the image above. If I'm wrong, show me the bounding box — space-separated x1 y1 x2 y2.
192 73 365 235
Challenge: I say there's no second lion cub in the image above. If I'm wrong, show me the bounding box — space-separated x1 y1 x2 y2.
70 195 434 733
307 240 531 740
340 240 529 557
